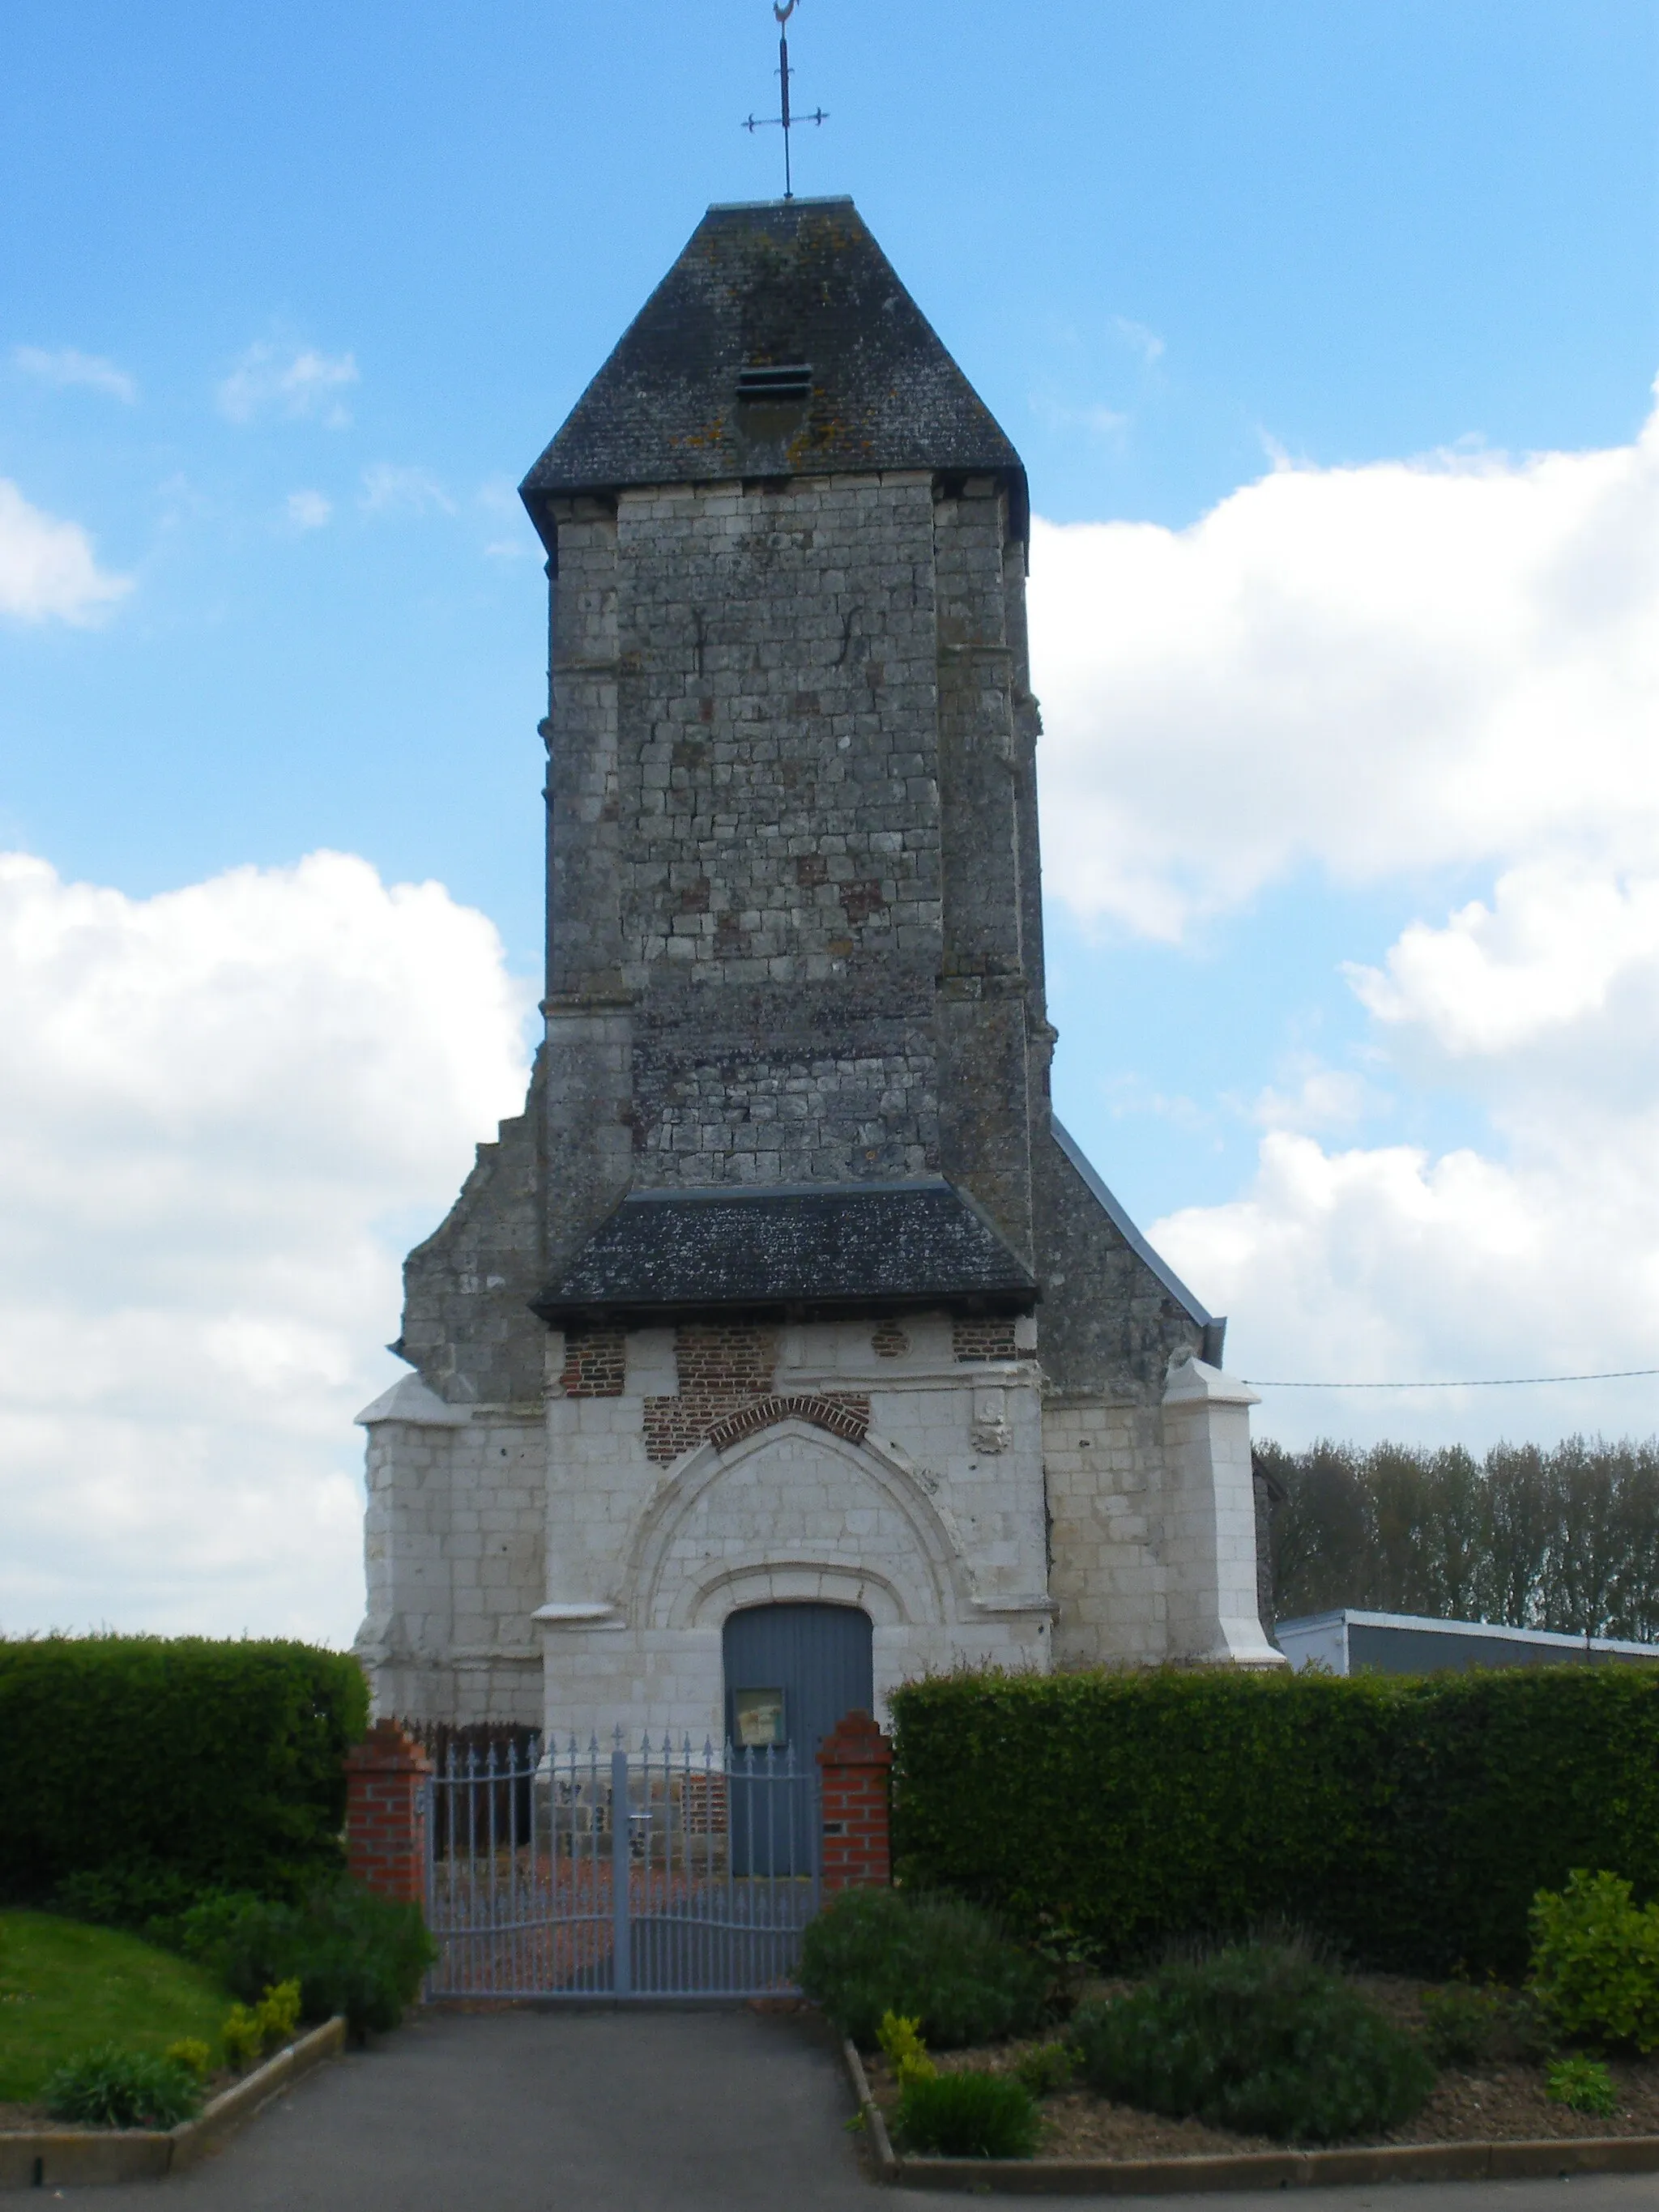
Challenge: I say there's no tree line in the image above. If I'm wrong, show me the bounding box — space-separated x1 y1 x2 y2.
1256 1435 1659 1643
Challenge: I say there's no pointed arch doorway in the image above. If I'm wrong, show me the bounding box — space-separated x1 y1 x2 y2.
723 1601 874 1875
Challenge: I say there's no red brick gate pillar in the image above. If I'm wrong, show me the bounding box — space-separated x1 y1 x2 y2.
817 1710 893 1893
344 1720 432 1905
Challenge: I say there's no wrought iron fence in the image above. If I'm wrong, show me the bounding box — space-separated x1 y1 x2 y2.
424 1731 821 1999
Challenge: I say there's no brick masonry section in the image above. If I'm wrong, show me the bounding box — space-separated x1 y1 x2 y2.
952 1315 1018 1362
344 1719 432 1907
560 1325 627 1397
817 1708 894 1894
643 1321 776 1462
705 1392 871 1453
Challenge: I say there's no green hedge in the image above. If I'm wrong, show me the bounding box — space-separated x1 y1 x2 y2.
0 1637 369 1906
889 1667 1659 1979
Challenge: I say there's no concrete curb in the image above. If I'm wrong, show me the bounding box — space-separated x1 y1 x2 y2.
839 2036 898 2182
0 2015 347 2190
888 2137 1659 2194
837 2048 1659 2195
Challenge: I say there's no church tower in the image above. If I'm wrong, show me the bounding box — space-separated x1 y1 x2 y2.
356 198 1280 1740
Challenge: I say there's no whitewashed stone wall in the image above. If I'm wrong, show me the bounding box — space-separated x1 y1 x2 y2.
535 1311 1052 1741
356 1321 1283 1728
356 1374 544 1725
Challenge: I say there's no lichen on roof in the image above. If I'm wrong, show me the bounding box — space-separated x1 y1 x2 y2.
520 196 1026 545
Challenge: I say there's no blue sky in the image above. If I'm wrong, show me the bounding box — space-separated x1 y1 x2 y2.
5 2 1653 1161
2 2 1657 1635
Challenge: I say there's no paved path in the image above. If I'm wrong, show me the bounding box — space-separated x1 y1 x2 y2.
56 2007 1659 2211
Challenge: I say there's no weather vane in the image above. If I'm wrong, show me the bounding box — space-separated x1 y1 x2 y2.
744 0 826 202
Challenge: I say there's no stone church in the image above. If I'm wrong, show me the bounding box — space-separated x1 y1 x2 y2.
355 195 1281 1749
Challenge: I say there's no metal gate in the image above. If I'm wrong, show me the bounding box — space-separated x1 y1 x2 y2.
424 1732 820 1999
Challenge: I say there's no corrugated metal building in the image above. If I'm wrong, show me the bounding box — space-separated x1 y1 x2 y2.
1276 1608 1659 1676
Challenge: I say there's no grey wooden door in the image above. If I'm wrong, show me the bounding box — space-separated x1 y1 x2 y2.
723 1602 874 1875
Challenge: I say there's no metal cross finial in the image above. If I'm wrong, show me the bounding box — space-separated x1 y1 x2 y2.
743 0 827 201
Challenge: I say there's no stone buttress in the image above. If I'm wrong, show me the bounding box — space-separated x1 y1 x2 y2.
355 197 1281 1735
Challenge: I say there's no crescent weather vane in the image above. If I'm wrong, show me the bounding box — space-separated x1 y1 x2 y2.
744 0 827 202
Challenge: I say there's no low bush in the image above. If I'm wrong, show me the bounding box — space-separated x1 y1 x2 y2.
893 2070 1040 2159
1013 2041 1073 2098
1072 1940 1435 2145
876 2010 936 2089
183 1882 435 2040
52 1866 242 1935
1420 1981 1506 2068
220 2005 264 2071
799 1886 1051 2050
43 2046 203 2130
163 2039 211 2082
1546 2055 1617 2116
1529 1869 1659 2053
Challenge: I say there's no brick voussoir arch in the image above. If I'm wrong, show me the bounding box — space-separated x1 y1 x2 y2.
705 1392 870 1454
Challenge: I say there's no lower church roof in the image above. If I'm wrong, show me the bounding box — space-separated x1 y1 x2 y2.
531 1178 1038 1327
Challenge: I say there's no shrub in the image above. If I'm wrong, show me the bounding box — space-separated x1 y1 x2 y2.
890 1666 1659 1980
162 2039 211 2082
0 1636 367 1908
220 2005 264 2071
53 1867 241 1933
894 2070 1040 2159
799 1886 1051 2050
876 2011 936 2089
1072 1941 1435 2145
1013 2041 1073 2097
255 1978 303 2047
1529 1869 1659 2053
1546 2055 1617 2116
1421 1981 1505 2068
186 1881 436 2040
44 2046 203 2130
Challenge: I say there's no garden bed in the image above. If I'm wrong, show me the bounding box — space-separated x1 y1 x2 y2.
860 1975 1659 2158
0 2016 346 2189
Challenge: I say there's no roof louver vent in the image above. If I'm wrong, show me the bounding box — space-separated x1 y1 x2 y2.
737 361 812 402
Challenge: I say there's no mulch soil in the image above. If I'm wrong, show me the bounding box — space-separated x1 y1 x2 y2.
864 1975 1659 2160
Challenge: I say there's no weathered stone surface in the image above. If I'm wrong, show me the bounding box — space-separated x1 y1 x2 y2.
356 195 1269 1731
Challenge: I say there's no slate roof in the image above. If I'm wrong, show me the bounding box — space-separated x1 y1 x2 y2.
531 1178 1038 1326
520 197 1026 547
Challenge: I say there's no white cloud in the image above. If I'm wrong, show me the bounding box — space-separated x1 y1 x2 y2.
217 343 358 427
286 489 333 531
1030 380 1659 1443
360 463 455 517
0 850 531 1640
0 479 131 624
1350 863 1659 1066
13 345 138 403
1031 393 1130 446
1112 316 1165 368
1030 382 1659 942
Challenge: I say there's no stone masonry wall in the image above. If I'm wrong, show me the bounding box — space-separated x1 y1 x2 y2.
1033 1134 1205 1404
399 1074 548 1408
1043 1400 1168 1667
360 1409 546 1726
617 473 945 1189
535 470 1045 1261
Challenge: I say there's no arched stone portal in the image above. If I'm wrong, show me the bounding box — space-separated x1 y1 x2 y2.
631 1417 962 1634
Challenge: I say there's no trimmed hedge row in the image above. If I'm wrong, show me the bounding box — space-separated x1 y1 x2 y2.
889 1666 1659 1979
0 1636 369 1905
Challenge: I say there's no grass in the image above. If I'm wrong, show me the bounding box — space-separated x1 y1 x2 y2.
0 1912 227 2106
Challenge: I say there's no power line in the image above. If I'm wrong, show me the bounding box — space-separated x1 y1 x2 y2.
1244 1367 1659 1391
